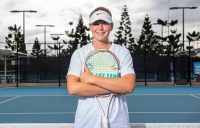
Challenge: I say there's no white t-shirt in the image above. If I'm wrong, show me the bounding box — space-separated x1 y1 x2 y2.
67 43 135 128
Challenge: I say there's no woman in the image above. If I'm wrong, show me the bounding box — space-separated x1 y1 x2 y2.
67 7 136 128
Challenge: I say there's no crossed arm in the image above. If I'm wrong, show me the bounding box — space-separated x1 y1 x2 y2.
67 67 136 96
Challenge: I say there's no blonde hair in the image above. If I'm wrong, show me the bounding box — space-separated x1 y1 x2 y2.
90 7 112 17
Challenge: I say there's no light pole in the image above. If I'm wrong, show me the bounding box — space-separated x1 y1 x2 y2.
50 33 64 87
170 7 197 51
144 34 148 86
11 10 37 45
35 25 55 56
11 10 37 87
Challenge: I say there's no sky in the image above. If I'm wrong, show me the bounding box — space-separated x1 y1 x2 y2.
0 0 200 51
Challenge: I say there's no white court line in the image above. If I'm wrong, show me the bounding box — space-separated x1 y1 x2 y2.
0 94 196 97
13 94 200 97
129 112 200 114
0 95 72 97
0 112 75 115
0 123 74 127
17 95 70 97
0 111 200 115
0 123 200 128
190 94 200 99
0 96 21 104
128 94 198 96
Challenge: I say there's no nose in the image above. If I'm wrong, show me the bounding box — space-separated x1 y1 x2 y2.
97 24 103 30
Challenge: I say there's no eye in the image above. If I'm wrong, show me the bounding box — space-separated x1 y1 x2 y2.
92 22 100 25
92 20 110 25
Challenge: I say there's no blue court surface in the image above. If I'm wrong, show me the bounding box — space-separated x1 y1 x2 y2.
0 85 200 123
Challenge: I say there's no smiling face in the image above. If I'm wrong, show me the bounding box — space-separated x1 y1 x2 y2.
89 20 113 43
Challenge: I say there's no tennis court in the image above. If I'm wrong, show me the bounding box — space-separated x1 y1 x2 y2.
0 85 200 128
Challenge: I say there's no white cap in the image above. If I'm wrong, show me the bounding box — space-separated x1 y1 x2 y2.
89 10 112 24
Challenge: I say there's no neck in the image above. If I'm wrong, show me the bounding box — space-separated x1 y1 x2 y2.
92 40 111 49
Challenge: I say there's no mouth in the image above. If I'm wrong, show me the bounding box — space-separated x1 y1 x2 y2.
96 31 106 36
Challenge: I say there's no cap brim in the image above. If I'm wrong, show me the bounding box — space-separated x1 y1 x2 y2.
89 10 112 24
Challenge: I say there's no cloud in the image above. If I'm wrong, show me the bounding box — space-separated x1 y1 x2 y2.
0 0 200 50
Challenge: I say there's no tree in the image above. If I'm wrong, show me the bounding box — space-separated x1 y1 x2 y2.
48 36 64 56
155 19 181 56
186 31 200 51
156 18 178 39
135 15 160 56
114 5 135 53
167 29 182 56
31 37 43 57
63 15 90 56
157 18 178 29
5 24 27 54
